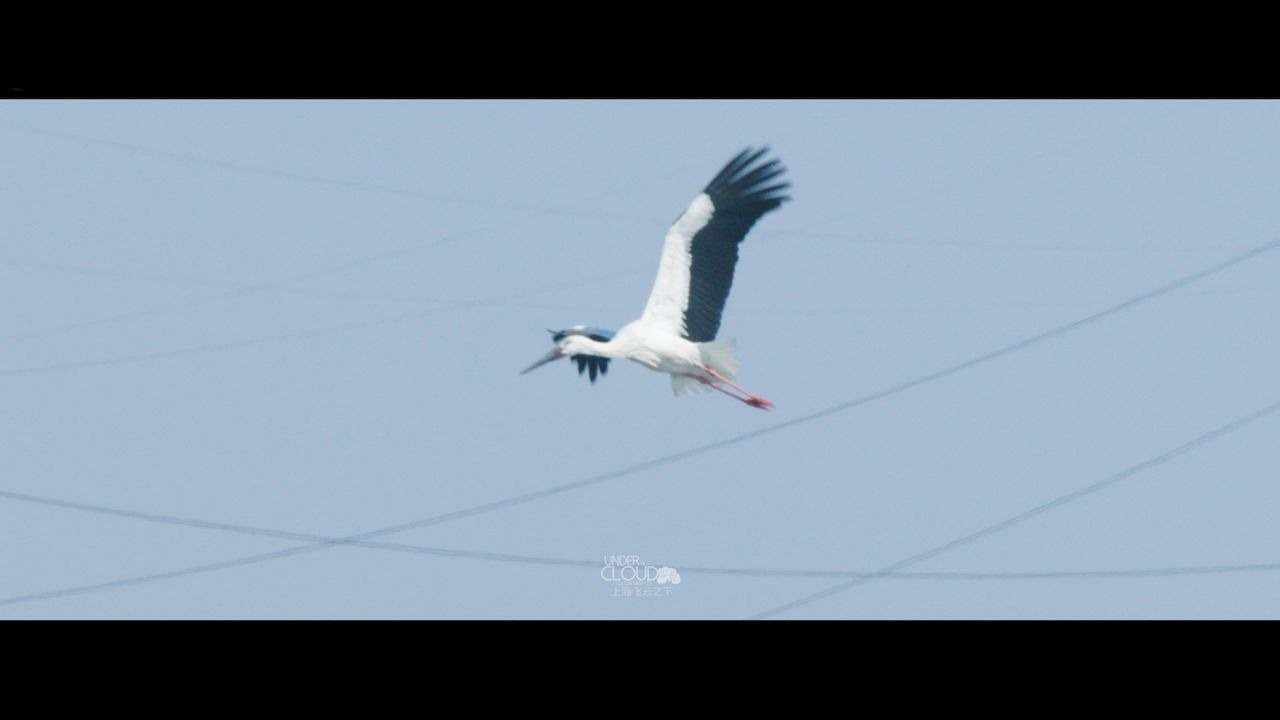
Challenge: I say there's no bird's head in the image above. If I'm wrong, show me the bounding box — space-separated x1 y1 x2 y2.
520 326 616 377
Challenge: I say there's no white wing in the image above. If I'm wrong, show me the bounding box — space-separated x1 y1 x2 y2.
639 193 714 337
638 148 790 342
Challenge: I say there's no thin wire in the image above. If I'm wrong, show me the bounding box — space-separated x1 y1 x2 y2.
684 563 1280 581
0 225 493 344
774 229 1245 254
0 157 653 345
0 103 862 345
1 102 1217 347
522 278 1280 318
780 101 1204 236
0 253 631 310
0 117 664 218
0 267 643 377
5 486 1280 609
3 236 1276 606
2 226 1252 354
749 396 1280 619
9 231 1276 379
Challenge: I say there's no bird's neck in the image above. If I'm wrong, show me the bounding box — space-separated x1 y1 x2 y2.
568 336 621 358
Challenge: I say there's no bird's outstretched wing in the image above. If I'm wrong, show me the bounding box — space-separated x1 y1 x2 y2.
573 355 610 383
640 147 790 342
554 326 613 383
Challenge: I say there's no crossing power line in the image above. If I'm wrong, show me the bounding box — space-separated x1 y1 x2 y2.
5 484 1280 609
749 395 1280 619
3 236 1277 608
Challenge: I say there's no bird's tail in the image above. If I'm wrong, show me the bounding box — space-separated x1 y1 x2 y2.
698 338 741 379
671 374 711 396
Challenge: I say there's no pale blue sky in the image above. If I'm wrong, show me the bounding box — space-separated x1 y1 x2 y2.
3 100 1279 618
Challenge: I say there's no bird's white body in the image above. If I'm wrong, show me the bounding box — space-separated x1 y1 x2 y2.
521 148 789 409
558 321 731 379
578 325 700 374
557 188 745 392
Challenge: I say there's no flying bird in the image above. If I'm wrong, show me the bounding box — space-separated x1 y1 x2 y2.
521 147 790 410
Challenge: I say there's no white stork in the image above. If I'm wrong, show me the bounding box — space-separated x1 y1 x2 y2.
521 147 790 410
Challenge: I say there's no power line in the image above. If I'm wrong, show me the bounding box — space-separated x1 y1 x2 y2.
9 232 1276 380
0 218 556 346
0 144 662 345
684 562 1280 581
8 240 1273 377
2 103 1223 348
0 104 868 346
0 253 632 310
4 228 1236 351
5 486 1280 609
774 229 1245 254
405 277 1280 319
783 101 1204 236
0 227 483 345
3 236 1276 606
0 267 643 377
749 396 1280 619
0 117 669 219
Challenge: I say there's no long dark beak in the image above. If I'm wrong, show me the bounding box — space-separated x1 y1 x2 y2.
520 347 566 375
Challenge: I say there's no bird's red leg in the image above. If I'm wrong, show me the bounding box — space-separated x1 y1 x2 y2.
697 377 753 403
700 368 775 411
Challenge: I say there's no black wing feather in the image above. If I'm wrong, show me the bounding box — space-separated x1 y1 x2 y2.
683 147 790 343
552 327 614 385
572 354 609 384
